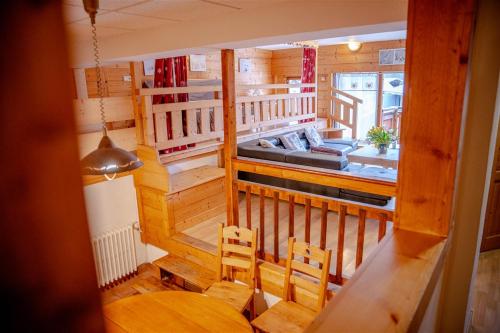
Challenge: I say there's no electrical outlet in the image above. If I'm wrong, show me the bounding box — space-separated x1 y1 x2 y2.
123 75 132 82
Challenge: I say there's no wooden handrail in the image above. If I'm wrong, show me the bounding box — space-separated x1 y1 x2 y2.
331 87 363 103
236 179 392 285
306 229 447 332
237 92 315 103
142 90 316 151
328 88 361 139
137 85 222 95
234 157 397 197
237 83 316 90
137 83 317 96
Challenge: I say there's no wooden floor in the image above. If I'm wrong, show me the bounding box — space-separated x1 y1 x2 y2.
184 193 393 278
471 249 500 333
101 264 183 305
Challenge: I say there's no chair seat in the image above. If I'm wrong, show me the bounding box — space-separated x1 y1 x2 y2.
251 300 316 333
204 281 254 312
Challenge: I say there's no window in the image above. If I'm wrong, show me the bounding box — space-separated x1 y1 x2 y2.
382 72 404 109
287 77 301 94
335 73 378 140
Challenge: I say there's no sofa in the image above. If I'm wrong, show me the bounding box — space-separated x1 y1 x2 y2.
237 129 392 206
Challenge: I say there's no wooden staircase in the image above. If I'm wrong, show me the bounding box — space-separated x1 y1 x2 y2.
328 87 362 139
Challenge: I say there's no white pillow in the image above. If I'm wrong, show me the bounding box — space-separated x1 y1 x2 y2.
304 127 324 147
279 132 306 151
259 139 277 148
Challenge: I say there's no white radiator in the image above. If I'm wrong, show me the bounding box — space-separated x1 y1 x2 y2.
91 225 138 287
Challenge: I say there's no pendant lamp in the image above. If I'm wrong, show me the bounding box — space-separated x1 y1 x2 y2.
80 0 143 180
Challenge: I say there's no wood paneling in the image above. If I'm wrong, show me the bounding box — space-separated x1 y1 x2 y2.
189 48 273 94
83 48 272 98
85 63 131 98
272 40 405 118
396 0 475 236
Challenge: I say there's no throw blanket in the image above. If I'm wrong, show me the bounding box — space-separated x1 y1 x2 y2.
311 145 343 156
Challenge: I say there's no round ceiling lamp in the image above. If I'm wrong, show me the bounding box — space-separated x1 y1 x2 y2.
347 40 362 52
81 0 143 180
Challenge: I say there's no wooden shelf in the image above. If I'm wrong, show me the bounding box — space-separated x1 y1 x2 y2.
168 165 225 194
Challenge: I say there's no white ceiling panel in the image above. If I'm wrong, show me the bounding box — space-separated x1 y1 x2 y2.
63 0 149 11
257 31 407 50
66 22 132 40
96 11 174 30
63 4 92 22
120 0 237 21
204 0 289 10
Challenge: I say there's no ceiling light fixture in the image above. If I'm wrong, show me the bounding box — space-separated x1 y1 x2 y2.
347 41 362 52
80 0 143 180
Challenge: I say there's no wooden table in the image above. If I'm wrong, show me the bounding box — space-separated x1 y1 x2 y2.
347 146 399 169
103 291 253 333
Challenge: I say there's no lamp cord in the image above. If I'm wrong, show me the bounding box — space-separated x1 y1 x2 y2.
91 22 106 134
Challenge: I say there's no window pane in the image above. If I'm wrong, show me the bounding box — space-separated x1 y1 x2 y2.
382 72 404 109
336 73 378 140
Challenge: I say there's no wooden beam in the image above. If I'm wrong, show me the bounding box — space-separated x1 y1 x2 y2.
130 61 144 145
222 49 238 226
0 1 104 330
395 0 476 236
234 157 397 197
306 230 447 333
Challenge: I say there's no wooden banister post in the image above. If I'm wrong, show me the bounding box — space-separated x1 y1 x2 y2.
130 61 145 145
314 46 319 120
351 101 358 139
222 49 239 226
141 95 155 146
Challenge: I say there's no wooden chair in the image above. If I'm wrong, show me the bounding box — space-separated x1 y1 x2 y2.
203 223 257 318
251 238 332 333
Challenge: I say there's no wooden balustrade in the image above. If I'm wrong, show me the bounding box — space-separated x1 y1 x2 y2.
236 179 392 286
137 83 317 151
328 87 362 139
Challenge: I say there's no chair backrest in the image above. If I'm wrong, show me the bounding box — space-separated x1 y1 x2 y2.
283 237 332 312
215 224 258 288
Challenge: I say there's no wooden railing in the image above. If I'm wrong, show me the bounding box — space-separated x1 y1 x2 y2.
137 83 316 151
328 87 362 139
235 179 393 286
236 83 316 132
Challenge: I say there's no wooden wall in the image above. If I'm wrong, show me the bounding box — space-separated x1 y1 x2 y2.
189 48 272 85
84 63 131 98
77 48 272 98
271 40 406 118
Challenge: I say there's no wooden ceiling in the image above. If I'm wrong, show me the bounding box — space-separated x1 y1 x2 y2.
63 0 289 41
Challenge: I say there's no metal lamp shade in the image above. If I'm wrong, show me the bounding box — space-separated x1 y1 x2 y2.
81 135 143 175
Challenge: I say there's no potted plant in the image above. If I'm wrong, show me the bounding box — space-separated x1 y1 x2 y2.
366 126 394 154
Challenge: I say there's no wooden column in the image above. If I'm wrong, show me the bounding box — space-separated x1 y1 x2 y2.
395 0 475 236
376 72 383 127
0 1 104 330
130 61 145 145
314 46 319 119
222 49 239 226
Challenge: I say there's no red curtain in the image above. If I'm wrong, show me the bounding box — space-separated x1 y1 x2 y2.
300 47 316 123
153 56 189 153
301 47 316 93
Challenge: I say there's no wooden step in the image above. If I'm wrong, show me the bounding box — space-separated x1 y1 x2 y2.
153 254 216 292
163 233 217 269
168 165 225 195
